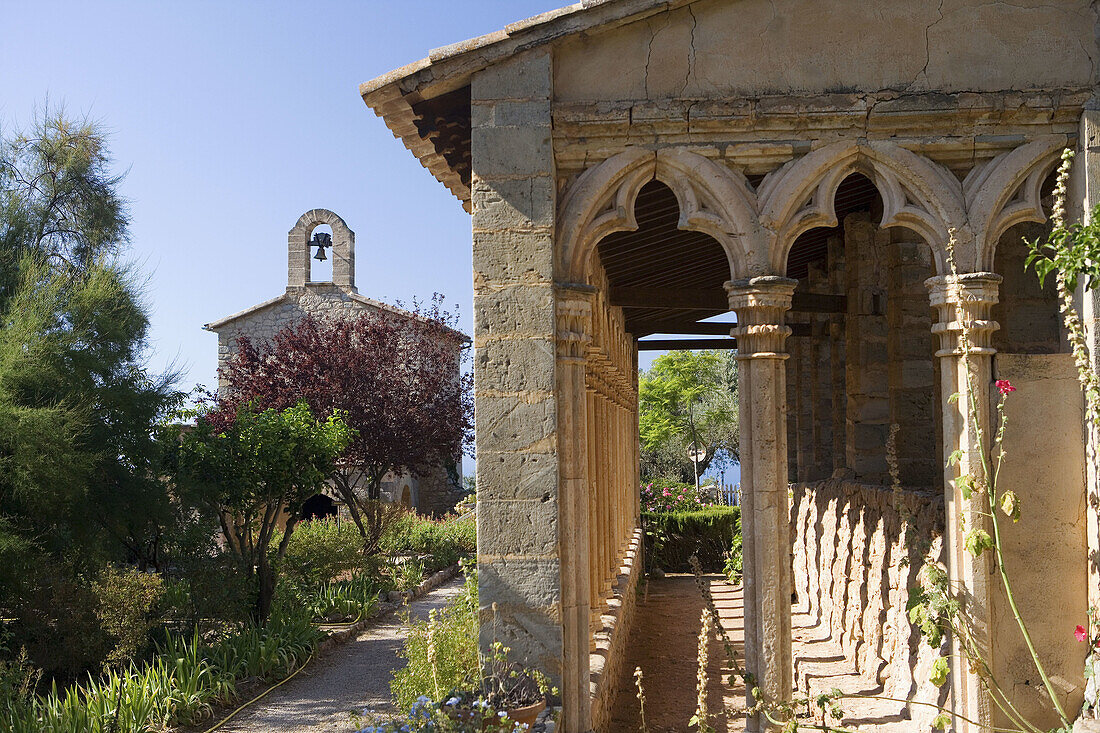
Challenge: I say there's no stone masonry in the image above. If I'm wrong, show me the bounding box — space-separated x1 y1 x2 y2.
362 1 1099 729
205 208 467 516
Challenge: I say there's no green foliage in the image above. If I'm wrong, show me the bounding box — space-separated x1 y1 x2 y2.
929 656 950 688
274 516 365 588
723 531 743 585
638 350 738 482
1026 201 1100 292
1 613 321 733
168 401 353 621
642 507 740 572
391 567 479 711
0 110 182 677
92 566 165 668
639 481 717 512
964 528 994 558
383 513 477 575
274 572 383 624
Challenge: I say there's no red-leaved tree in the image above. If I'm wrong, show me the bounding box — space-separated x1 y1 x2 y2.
217 297 473 551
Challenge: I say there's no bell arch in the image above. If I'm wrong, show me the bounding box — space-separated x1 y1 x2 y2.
556 148 767 283
287 208 356 290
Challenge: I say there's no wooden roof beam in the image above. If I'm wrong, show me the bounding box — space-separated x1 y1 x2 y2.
609 286 846 314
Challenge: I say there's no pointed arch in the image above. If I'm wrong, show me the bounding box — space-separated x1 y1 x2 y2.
556 148 766 283
964 135 1068 271
758 141 968 276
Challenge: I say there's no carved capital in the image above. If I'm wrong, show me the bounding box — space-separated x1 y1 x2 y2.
925 272 1002 356
725 276 798 357
556 284 596 361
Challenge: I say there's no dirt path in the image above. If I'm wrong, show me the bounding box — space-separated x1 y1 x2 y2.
607 574 746 733
218 577 465 733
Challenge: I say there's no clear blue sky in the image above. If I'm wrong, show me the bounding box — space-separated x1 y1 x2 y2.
2 0 737 484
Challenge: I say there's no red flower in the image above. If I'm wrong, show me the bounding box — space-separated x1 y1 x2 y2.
996 380 1016 396
1076 624 1088 642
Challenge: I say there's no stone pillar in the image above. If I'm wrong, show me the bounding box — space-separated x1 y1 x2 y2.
726 276 797 731
556 285 594 732
332 226 355 291
827 234 848 474
845 213 891 482
586 380 601 641
1077 108 1100 622
926 272 1002 733
288 227 311 289
471 45 568 716
888 239 936 487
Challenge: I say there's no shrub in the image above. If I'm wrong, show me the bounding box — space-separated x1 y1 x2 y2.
92 565 165 667
274 572 383 623
390 566 479 711
642 506 740 572
383 513 476 575
640 481 717 513
274 516 365 588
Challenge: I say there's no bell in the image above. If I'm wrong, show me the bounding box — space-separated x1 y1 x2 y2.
311 231 331 262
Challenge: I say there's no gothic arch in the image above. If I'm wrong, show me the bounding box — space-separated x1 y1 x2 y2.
964 135 1067 272
758 141 968 276
556 148 767 283
288 208 356 289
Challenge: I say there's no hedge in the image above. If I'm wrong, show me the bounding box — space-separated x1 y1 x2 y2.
642 506 740 572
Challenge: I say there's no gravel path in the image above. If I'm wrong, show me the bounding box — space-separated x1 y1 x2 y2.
218 577 466 733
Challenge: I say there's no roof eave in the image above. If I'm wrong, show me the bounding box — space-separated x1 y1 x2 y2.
360 0 695 208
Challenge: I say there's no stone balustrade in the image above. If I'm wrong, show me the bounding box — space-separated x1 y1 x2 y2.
790 479 948 728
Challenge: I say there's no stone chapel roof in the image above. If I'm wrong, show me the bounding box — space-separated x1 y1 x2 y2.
203 288 468 343
359 0 691 211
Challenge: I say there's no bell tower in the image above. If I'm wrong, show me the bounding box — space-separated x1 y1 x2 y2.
286 208 356 292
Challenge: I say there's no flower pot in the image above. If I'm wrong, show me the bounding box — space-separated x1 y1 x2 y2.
503 698 545 728
447 699 545 731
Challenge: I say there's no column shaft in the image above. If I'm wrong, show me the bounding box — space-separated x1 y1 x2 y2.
927 272 1002 733
726 276 797 732
555 286 595 732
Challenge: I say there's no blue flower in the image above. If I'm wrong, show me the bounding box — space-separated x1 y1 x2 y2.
445 697 460 707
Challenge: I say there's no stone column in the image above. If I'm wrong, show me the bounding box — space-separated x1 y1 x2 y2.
926 272 1002 733
1077 108 1100 621
471 45 567 713
726 276 797 731
845 214 891 482
586 380 601 641
556 285 595 732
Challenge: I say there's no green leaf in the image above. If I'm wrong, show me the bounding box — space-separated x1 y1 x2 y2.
947 392 960 404
932 713 951 729
948 449 964 467
930 656 950 687
957 474 974 500
964 529 995 558
1000 491 1020 522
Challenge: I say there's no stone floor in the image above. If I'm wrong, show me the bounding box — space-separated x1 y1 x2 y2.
608 575 913 732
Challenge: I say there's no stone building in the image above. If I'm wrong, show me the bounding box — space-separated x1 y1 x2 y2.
205 208 467 516
361 1 1099 731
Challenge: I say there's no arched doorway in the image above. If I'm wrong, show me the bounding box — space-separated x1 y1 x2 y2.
301 493 337 521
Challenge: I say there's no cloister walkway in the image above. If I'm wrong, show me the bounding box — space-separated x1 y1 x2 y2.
609 575 910 732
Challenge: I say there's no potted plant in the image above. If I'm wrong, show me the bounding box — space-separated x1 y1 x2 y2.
442 642 555 730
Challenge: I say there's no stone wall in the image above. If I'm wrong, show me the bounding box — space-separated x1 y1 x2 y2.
210 282 466 517
214 284 368 377
553 0 1095 103
790 479 947 728
589 529 643 733
470 48 567 686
